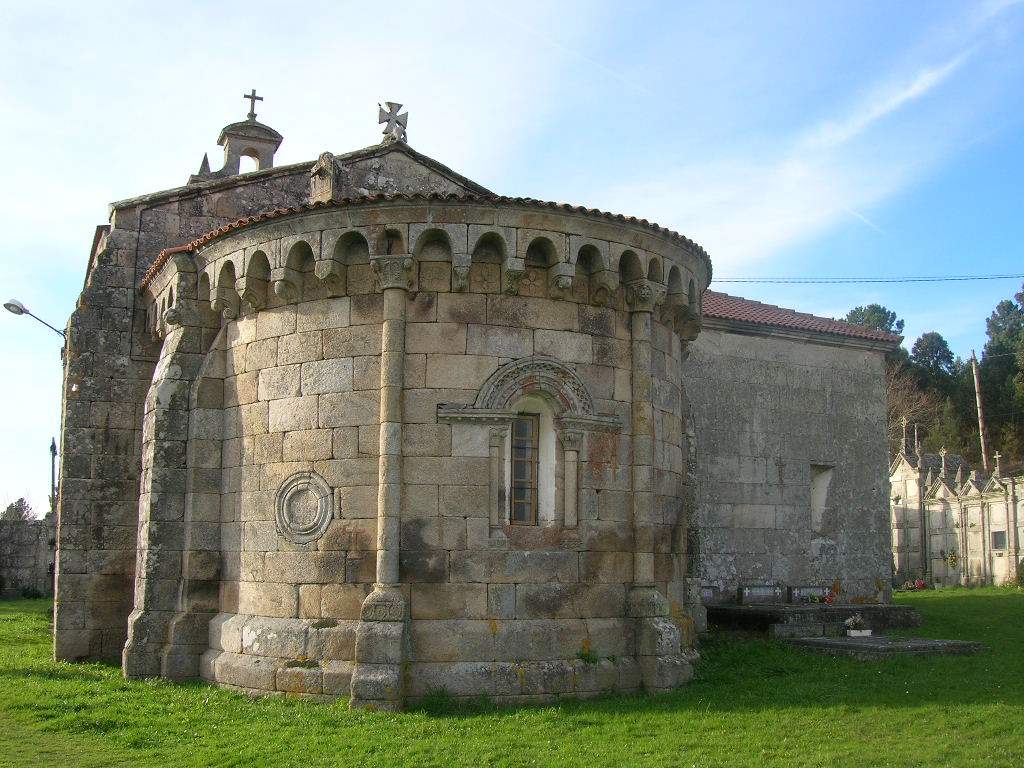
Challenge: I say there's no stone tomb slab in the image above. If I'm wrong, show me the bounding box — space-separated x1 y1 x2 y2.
786 635 984 660
706 603 921 632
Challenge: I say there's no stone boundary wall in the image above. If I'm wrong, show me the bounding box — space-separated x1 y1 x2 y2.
0 516 55 597
687 324 892 603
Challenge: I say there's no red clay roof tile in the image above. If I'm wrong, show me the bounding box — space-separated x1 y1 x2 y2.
703 290 902 343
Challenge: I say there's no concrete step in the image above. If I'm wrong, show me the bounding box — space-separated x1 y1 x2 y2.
769 622 825 639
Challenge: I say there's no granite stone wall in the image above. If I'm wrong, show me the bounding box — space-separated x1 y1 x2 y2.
131 198 708 706
0 516 55 597
686 324 892 603
55 163 313 662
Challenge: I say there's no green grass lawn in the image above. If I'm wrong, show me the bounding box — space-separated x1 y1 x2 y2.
1 588 1021 768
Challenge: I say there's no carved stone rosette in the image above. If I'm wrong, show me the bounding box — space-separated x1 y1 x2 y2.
275 471 334 544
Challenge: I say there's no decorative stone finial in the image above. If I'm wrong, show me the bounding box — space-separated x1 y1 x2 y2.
243 88 263 120
379 101 408 143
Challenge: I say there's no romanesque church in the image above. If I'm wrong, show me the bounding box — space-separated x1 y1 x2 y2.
53 98 899 707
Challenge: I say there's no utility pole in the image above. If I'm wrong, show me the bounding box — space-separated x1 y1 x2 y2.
49 438 58 515
971 350 989 472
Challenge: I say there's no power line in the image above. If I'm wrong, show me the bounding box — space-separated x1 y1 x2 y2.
712 274 1024 284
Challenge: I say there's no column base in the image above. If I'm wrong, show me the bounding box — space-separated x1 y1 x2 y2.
350 585 407 710
122 608 171 678
635 614 692 693
627 585 669 618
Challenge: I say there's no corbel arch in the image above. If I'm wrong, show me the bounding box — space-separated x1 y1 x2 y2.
236 249 270 312
572 238 617 306
469 228 509 261
412 227 453 260
272 239 316 302
145 251 200 341
212 260 239 319
470 226 515 293
646 256 664 284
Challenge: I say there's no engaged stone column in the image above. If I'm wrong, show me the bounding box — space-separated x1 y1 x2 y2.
626 279 690 692
560 429 582 529
625 280 662 610
350 253 413 711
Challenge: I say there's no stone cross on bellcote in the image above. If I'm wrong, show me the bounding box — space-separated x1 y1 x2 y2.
244 89 263 120
379 101 408 142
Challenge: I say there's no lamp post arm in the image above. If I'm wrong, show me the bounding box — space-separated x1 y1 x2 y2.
25 310 66 338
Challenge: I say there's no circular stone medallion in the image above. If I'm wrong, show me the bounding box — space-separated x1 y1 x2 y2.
275 471 334 544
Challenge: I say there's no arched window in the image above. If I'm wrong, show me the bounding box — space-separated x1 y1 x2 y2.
506 395 557 525
239 148 260 174
438 356 623 535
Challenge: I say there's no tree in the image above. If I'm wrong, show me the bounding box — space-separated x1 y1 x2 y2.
845 304 905 336
984 298 1024 351
980 288 1024 464
911 332 954 377
2 498 33 521
923 397 970 458
885 363 938 456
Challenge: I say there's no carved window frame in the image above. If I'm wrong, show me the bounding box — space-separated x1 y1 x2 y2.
437 355 621 541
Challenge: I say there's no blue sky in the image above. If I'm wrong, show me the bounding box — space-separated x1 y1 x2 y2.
1 0 1022 512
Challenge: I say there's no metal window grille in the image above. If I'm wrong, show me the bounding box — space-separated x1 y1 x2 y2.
510 414 539 525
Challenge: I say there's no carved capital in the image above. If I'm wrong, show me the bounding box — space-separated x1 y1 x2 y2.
371 255 414 291
557 427 584 453
625 279 657 313
489 425 509 448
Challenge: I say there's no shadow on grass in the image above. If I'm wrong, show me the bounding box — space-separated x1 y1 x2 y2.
3 589 1022 727
412 588 1024 719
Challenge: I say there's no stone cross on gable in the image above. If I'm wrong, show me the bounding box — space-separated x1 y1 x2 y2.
378 101 408 142
244 89 263 120
994 451 1002 475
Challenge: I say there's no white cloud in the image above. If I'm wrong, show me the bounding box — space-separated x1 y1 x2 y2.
0 0 600 511
803 52 970 151
592 19 1009 272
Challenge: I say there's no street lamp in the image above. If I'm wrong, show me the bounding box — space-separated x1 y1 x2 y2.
4 298 65 338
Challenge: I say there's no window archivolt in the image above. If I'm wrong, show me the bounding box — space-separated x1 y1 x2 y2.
437 356 621 533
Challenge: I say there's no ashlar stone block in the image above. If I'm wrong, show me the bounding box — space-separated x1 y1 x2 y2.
301 358 353 395
268 395 318 432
